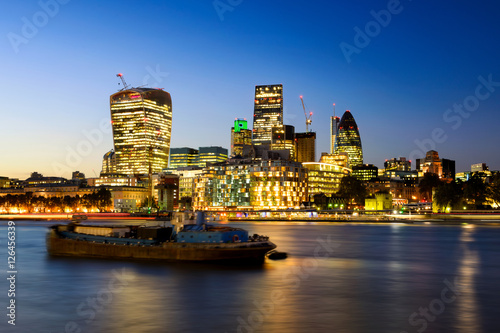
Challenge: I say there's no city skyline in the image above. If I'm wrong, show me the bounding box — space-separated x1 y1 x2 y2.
2 1 500 179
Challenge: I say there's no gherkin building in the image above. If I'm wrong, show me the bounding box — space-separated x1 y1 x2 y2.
334 110 363 167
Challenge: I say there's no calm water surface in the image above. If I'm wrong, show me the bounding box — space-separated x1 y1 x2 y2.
0 221 499 333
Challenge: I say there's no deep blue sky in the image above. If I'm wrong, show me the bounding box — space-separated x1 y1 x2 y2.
1 0 500 179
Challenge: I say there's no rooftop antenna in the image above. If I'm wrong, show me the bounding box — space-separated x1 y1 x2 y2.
116 73 130 90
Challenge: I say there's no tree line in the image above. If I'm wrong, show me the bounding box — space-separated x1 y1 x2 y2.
0 188 112 213
432 173 500 211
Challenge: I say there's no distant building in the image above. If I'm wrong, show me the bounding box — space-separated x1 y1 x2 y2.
334 110 363 167
155 173 179 211
384 157 411 171
416 150 442 176
169 148 199 169
271 125 295 160
330 115 340 154
319 152 349 168
416 150 455 180
295 132 316 163
110 88 172 175
352 164 378 181
455 172 471 182
198 146 228 167
87 174 137 187
72 171 86 181
471 163 489 173
253 84 283 146
101 150 117 175
0 177 10 188
366 177 420 206
169 167 204 200
442 158 456 180
231 119 252 157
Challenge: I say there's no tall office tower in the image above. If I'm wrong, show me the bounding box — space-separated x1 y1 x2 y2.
169 148 199 169
271 125 296 160
295 132 316 163
110 88 172 175
198 146 228 167
334 110 363 167
330 116 340 154
253 84 283 146
231 119 252 157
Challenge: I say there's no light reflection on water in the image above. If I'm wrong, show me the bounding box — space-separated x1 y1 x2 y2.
0 221 499 333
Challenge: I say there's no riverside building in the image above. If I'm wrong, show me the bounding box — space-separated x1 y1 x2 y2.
193 160 308 210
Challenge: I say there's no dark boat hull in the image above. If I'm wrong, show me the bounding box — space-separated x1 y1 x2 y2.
46 230 276 262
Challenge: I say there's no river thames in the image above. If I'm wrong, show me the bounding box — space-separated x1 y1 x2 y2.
1 220 499 333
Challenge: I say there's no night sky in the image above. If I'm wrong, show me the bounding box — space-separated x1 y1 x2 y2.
1 0 500 179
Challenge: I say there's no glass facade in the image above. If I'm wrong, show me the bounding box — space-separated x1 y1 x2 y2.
319 152 349 168
295 132 316 163
101 150 116 175
302 162 350 195
352 164 378 181
253 84 283 146
334 111 363 167
330 116 340 154
169 148 199 169
198 146 228 167
271 125 295 160
110 88 172 175
193 160 308 210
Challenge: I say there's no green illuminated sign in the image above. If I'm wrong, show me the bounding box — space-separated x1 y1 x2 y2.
234 120 247 132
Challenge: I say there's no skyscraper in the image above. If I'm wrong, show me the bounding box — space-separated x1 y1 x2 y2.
231 119 252 157
334 110 363 167
295 132 316 163
330 115 340 154
271 125 295 160
110 88 172 175
253 84 283 146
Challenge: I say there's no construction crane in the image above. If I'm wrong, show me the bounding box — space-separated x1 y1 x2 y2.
300 95 313 133
116 73 130 90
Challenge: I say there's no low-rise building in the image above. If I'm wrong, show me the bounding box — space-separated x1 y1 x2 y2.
365 192 393 210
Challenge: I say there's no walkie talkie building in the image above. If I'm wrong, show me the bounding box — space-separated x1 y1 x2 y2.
110 88 172 175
